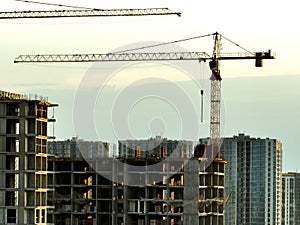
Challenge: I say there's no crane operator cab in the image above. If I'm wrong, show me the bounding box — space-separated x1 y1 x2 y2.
209 60 222 81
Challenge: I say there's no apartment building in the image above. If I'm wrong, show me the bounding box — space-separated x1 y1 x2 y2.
281 172 300 225
200 133 282 225
282 173 295 225
0 89 57 225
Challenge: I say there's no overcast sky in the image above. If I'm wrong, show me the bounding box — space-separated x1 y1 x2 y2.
1 0 300 172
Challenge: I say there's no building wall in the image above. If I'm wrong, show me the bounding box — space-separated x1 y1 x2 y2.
281 174 295 225
294 173 300 225
220 140 237 225
281 172 300 225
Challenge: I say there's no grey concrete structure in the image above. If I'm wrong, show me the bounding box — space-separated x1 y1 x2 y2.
47 138 110 225
0 89 57 225
48 137 226 225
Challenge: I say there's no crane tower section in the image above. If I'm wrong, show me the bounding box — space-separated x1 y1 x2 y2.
209 32 222 157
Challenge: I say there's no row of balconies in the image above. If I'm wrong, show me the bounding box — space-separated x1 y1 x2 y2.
1 102 48 118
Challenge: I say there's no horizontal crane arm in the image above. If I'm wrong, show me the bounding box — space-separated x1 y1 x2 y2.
0 8 181 19
14 51 275 63
14 52 211 63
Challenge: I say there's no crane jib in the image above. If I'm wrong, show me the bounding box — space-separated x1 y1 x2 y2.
14 51 274 63
0 8 181 19
14 52 211 63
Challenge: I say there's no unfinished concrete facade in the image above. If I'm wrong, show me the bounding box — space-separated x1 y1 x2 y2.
47 138 110 225
48 137 226 225
118 137 226 225
0 90 57 225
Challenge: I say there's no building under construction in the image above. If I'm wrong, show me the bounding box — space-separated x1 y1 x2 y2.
48 136 226 225
47 137 110 225
0 89 57 225
0 89 226 225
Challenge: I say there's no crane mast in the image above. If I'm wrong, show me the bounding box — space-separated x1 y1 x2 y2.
209 32 222 158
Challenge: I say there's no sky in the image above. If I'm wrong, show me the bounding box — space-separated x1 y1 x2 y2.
1 0 300 172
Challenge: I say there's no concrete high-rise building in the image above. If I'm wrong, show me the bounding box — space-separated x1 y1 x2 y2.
281 173 296 225
281 172 300 225
48 136 226 225
294 173 300 225
201 133 282 225
0 89 57 225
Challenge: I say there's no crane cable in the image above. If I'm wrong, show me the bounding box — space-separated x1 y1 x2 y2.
200 61 204 123
221 34 254 55
109 33 215 54
110 33 254 56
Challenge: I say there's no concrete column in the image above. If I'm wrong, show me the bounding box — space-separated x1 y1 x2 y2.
183 159 199 225
18 101 27 224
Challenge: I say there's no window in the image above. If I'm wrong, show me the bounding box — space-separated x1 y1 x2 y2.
7 209 16 223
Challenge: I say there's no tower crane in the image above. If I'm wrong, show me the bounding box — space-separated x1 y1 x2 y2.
13 32 275 158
